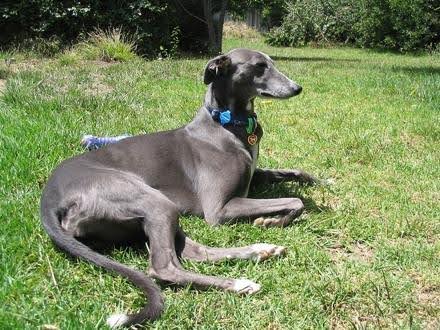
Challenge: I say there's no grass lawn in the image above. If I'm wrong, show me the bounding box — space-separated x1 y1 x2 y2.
1 36 439 329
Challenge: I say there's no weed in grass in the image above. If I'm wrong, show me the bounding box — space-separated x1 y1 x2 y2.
73 28 138 62
57 51 80 66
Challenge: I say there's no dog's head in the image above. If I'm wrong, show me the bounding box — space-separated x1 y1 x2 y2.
204 48 302 100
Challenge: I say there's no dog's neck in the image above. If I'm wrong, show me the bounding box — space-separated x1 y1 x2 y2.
204 81 255 115
199 81 263 150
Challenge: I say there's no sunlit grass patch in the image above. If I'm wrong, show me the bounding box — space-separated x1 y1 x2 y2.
223 21 262 39
0 36 439 329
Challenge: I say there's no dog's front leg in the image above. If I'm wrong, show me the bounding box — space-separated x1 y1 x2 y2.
251 168 320 186
205 197 304 227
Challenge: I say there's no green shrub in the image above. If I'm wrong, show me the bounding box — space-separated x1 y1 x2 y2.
267 0 440 52
0 1 178 56
228 0 287 29
58 51 80 66
355 0 440 52
267 0 361 47
75 29 137 62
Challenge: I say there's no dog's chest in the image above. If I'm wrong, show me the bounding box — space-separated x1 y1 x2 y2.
249 143 259 175
238 142 259 198
248 123 263 175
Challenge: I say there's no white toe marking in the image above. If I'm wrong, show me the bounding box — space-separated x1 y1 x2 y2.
233 279 261 294
253 216 285 227
107 313 129 329
251 243 287 261
323 178 336 186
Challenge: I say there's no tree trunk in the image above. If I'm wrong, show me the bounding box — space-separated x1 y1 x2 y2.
174 0 227 54
203 0 228 54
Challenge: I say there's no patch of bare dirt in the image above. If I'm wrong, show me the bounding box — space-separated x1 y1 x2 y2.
412 274 440 309
0 79 5 93
422 319 440 330
43 70 113 97
83 72 113 96
408 272 440 329
417 287 440 329
88 60 116 67
400 132 425 149
346 315 378 329
418 286 440 306
7 59 42 73
328 241 374 263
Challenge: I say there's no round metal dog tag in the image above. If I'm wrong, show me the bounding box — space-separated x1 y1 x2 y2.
248 133 258 145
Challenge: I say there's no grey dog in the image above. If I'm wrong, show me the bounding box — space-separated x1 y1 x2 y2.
41 48 319 328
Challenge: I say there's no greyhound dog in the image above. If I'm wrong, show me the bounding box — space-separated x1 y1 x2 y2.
40 48 319 328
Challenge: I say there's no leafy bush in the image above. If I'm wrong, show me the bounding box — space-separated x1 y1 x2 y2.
267 0 440 52
355 0 440 51
0 1 178 56
266 0 360 46
228 0 287 29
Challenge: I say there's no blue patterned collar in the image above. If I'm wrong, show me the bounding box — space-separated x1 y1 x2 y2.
207 107 258 135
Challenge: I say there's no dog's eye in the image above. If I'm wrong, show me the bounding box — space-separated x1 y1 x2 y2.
256 62 267 68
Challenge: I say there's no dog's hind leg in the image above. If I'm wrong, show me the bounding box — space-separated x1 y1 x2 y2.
142 200 261 294
64 171 262 295
251 168 320 186
175 229 286 262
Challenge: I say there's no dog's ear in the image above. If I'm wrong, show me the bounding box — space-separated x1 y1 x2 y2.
203 54 231 85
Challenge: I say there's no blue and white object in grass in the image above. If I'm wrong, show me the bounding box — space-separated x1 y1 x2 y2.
81 134 131 150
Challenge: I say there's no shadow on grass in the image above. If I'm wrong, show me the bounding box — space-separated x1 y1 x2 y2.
364 46 430 56
249 182 331 214
171 54 362 63
76 235 148 256
391 65 440 75
270 55 360 63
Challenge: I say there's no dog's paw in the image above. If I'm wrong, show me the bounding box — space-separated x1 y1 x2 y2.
250 243 287 261
107 313 128 329
253 215 286 228
232 279 261 295
320 177 336 186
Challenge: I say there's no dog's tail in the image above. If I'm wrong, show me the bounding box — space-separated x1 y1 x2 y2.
40 196 164 328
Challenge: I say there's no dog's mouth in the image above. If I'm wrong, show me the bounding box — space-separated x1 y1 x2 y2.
259 91 293 99
259 86 302 99
259 91 275 98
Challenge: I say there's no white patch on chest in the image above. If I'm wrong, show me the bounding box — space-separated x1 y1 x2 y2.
242 142 259 197
249 143 259 177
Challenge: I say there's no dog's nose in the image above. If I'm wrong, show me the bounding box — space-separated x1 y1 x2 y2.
293 84 302 96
